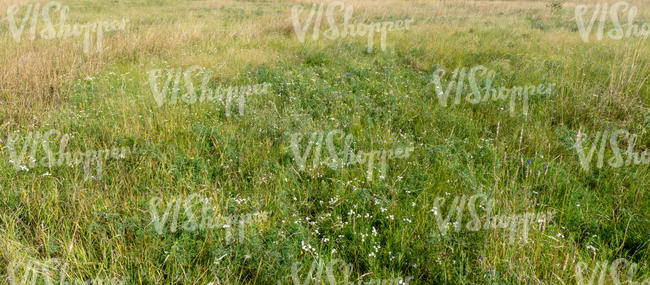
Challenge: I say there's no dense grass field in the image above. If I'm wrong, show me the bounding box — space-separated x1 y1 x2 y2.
0 0 649 284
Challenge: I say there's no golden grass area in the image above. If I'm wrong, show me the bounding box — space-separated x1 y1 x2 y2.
0 0 647 120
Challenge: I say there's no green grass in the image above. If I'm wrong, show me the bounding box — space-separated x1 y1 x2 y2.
0 0 649 284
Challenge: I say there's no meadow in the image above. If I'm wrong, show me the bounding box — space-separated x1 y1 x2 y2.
0 0 648 284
